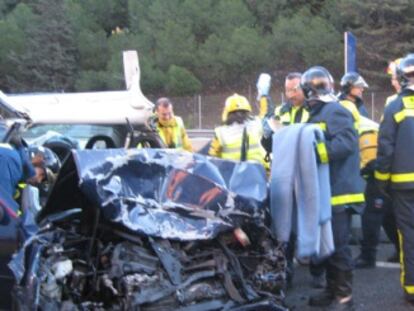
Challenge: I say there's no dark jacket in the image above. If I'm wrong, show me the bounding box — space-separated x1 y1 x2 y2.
306 99 365 211
375 88 414 190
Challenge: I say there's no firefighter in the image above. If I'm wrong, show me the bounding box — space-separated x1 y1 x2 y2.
353 61 402 268
375 53 414 305
338 72 369 118
209 93 267 168
0 120 43 211
275 72 309 124
153 97 192 152
301 66 365 310
265 72 326 289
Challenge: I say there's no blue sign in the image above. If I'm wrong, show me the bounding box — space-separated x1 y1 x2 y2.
345 32 357 73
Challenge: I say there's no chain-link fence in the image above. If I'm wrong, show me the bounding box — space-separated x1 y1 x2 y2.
168 91 394 129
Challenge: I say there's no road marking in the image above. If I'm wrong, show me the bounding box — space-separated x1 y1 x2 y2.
376 261 400 269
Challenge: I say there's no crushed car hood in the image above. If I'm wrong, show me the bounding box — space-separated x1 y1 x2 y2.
41 149 268 241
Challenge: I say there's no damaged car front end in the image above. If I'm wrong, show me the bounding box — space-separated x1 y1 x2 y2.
10 149 287 310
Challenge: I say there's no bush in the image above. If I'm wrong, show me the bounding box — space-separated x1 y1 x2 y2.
165 65 201 96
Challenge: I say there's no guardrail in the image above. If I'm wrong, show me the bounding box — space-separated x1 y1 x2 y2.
187 129 214 138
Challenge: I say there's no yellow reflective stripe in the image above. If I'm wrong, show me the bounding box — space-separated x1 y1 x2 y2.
397 230 414 294
391 173 414 183
301 110 310 123
316 122 327 131
399 223 414 300
402 96 414 108
394 109 414 123
316 142 329 164
374 170 391 181
291 107 298 124
331 193 365 206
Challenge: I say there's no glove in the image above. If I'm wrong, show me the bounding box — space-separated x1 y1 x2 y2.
256 73 271 100
360 160 375 178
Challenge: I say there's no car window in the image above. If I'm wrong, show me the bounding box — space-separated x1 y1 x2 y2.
23 124 124 149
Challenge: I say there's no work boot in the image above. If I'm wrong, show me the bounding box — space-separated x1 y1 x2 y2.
309 268 335 306
325 296 355 311
354 254 375 269
335 270 352 296
323 270 355 310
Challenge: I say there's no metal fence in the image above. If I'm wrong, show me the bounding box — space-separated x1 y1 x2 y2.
168 91 394 129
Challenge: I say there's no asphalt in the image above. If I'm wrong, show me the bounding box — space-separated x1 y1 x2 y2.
285 243 414 311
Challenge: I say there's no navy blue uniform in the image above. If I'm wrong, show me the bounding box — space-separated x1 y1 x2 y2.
375 88 414 299
307 99 365 299
0 143 35 211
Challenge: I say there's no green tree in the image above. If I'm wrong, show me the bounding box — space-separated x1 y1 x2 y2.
165 65 201 96
0 3 33 90
270 8 341 74
7 0 77 92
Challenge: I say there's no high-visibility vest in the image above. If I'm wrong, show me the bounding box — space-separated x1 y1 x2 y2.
156 116 185 149
215 118 266 165
275 104 309 125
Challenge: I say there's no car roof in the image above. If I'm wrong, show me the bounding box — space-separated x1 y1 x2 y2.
1 89 153 125
0 50 154 126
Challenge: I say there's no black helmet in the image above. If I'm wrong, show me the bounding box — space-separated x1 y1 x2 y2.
397 53 414 88
301 66 334 100
340 72 369 94
28 145 61 175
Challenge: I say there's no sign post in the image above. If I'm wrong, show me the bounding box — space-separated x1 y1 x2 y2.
344 32 357 73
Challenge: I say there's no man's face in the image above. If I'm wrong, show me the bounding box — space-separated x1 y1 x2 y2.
350 86 364 99
157 104 174 122
285 78 304 107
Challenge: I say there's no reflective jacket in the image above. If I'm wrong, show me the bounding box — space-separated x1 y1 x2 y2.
307 100 365 210
339 99 361 131
274 102 309 125
209 118 267 167
156 116 192 151
375 88 414 189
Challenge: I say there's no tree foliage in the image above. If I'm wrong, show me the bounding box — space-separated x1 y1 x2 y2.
0 0 413 95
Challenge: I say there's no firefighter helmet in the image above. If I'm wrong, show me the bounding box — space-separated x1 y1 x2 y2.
340 72 369 95
222 93 252 122
397 54 414 88
300 66 334 100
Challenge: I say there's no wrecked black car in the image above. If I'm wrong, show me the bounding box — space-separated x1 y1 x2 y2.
9 149 287 310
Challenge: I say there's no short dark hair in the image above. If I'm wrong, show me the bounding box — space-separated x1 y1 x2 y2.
155 97 172 109
226 110 252 125
285 72 302 81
